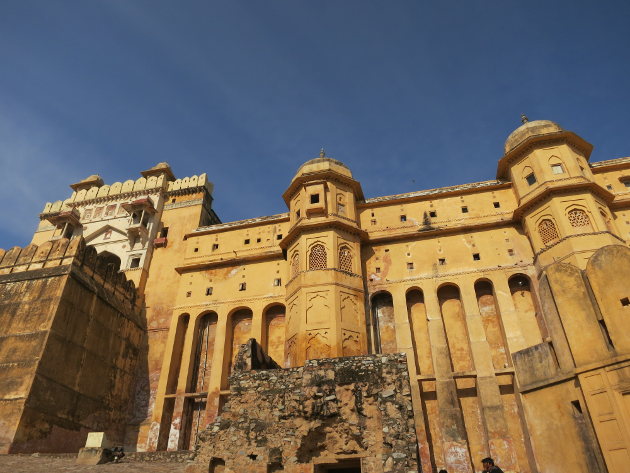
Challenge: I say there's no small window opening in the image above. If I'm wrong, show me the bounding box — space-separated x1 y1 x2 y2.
256 238 261 243
130 257 141 269
244 239 250 245
193 247 199 252
375 267 381 273
438 258 446 265
407 262 414 270
310 194 320 204
508 248 515 256
296 210 301 218
247 454 258 461
205 287 213 296
429 210 437 218
273 278 282 286
621 297 630 307
551 163 564 174
624 181 630 188
212 243 219 250
606 184 613 190
473 253 480 261
371 219 376 225
186 291 192 298
493 202 500 208
277 234 283 240
160 227 169 238
400 215 407 222
526 173 537 186
571 400 583 415
171 198 176 203
461 206 468 213
239 282 246 291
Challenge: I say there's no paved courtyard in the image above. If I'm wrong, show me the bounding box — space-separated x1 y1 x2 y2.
0 455 189 473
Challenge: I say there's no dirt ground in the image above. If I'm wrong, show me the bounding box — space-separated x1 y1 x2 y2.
0 455 189 473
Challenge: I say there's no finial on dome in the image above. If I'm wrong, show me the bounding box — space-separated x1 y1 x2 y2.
520 113 529 124
319 148 326 158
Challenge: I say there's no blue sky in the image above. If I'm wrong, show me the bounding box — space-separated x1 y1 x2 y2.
1 1 629 248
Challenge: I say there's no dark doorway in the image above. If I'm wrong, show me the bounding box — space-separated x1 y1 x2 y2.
315 458 361 473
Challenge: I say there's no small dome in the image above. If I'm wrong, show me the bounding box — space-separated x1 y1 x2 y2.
504 120 563 153
293 156 353 181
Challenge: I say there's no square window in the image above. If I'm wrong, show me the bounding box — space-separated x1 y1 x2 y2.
472 253 480 261
493 202 500 208
171 198 176 203
193 247 198 252
621 297 630 307
624 181 630 188
186 291 191 297
606 184 613 190
429 210 437 218
508 248 515 256
160 227 169 238
461 206 468 213
526 173 537 186
244 239 250 245
371 219 377 225
438 258 446 265
205 287 213 296
310 194 320 204
400 215 407 222
212 243 219 250
130 257 140 268
239 282 246 291
551 163 564 174
375 267 381 273
277 234 283 240
256 238 261 243
273 278 282 286
407 262 414 270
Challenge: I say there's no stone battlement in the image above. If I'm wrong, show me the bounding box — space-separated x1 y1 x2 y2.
0 238 138 310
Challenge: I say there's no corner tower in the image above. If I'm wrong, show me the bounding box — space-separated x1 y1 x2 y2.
280 152 368 367
498 117 620 269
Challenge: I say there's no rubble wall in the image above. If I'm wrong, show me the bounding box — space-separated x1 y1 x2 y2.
189 339 419 473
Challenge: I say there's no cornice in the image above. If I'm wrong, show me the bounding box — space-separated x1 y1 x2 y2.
175 248 284 273
279 217 369 250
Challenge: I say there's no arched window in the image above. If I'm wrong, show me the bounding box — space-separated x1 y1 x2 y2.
568 208 592 230
338 245 352 273
538 219 560 245
291 252 300 278
308 244 327 270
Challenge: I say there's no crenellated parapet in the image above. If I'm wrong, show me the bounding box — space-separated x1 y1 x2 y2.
0 237 139 312
40 172 212 216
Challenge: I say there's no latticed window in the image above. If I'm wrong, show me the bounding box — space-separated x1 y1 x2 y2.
291 252 300 278
538 219 560 245
568 209 591 228
338 245 353 273
308 244 327 270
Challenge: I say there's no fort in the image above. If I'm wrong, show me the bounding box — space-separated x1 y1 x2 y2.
1 118 630 473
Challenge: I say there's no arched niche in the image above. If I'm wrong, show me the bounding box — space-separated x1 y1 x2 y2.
371 291 396 354
437 284 472 372
474 279 510 369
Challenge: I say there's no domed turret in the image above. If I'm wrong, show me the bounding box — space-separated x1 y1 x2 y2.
504 119 563 154
292 150 353 182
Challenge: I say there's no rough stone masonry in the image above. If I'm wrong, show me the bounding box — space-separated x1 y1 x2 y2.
186 339 420 473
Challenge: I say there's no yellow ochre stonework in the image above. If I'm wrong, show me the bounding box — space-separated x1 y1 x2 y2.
1 120 630 473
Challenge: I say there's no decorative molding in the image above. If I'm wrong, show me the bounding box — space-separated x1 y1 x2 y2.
163 199 203 210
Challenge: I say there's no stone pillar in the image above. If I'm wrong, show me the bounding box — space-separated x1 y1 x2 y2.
203 307 229 426
460 282 518 470
424 285 473 473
